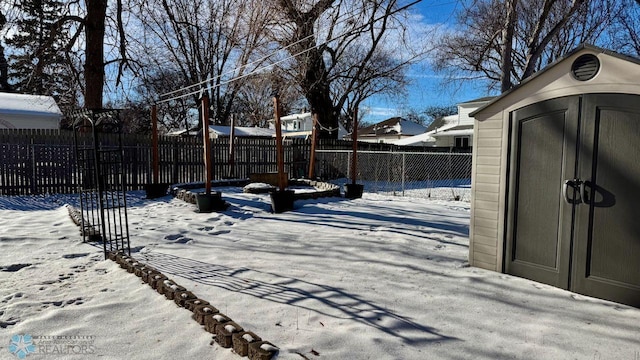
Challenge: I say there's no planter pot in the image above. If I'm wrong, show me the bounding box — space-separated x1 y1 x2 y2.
344 183 364 199
195 192 227 213
144 183 169 199
269 189 295 213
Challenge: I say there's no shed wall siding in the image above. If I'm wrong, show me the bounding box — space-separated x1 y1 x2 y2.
470 114 504 271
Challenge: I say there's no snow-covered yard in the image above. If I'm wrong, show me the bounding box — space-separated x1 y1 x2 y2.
1 189 639 359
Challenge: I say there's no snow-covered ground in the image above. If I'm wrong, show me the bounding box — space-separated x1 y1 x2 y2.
1 189 639 360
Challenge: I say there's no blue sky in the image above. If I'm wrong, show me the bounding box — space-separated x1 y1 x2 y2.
97 0 492 125
359 0 495 124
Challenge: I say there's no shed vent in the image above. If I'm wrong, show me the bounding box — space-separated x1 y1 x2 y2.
571 54 600 81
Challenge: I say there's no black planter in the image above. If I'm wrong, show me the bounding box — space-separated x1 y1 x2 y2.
269 189 295 213
144 183 169 199
344 183 364 199
196 191 227 212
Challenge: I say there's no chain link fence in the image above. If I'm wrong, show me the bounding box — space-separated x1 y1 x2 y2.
315 150 473 201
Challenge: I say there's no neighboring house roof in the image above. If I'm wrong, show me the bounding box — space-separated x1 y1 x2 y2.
280 112 311 122
166 129 198 136
0 93 62 117
393 114 466 146
0 93 62 129
393 132 437 145
430 128 474 137
394 96 494 146
281 130 313 139
423 117 445 133
357 117 427 137
209 125 275 137
458 96 497 105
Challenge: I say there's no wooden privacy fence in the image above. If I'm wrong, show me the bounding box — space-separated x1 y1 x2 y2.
0 129 464 196
0 130 314 195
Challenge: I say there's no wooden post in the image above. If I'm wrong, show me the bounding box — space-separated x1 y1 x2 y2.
273 95 286 191
229 113 236 178
201 94 212 195
151 104 159 184
308 112 318 179
351 108 358 185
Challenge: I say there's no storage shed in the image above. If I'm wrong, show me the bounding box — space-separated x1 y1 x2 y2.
0 93 62 129
469 44 640 307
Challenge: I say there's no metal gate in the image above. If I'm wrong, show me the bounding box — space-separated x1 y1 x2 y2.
71 109 130 259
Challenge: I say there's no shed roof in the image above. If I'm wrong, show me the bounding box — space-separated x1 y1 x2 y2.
471 44 640 118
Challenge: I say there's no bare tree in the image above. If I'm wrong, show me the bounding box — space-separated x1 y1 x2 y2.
129 0 273 125
434 0 625 92
608 0 640 56
272 0 429 138
233 71 302 127
0 9 12 91
132 68 197 133
331 45 409 132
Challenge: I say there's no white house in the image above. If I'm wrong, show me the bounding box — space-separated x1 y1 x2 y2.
268 111 348 139
394 97 495 148
267 112 314 136
0 93 62 130
354 117 428 143
269 112 314 132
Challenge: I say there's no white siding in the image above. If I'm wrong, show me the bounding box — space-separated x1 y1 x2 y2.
0 113 59 129
469 115 503 271
457 104 476 127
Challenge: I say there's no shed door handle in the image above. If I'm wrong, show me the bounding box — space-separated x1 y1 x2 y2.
563 179 582 204
580 180 591 205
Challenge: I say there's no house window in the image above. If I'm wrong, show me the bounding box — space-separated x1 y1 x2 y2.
455 136 470 148
293 121 298 130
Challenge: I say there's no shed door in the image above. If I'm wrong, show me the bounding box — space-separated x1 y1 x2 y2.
506 94 640 307
506 96 579 289
572 94 640 306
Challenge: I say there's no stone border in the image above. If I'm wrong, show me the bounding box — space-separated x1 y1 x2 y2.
65 207 278 358
66 205 101 240
109 251 279 359
171 179 250 205
288 179 341 200
171 178 341 205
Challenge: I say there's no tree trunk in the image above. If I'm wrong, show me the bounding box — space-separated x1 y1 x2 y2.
0 44 11 91
500 0 518 92
0 11 11 91
309 92 337 139
299 33 338 139
84 0 107 109
278 0 338 139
